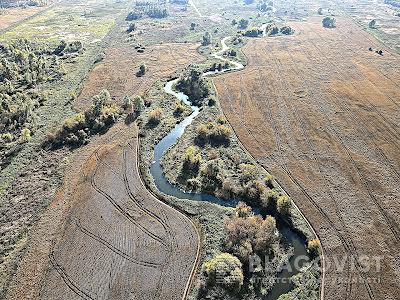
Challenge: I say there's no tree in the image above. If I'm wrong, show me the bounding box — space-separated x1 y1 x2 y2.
21 128 31 142
127 23 136 33
277 195 292 215
280 26 293 35
317 7 323 15
92 89 110 117
307 239 321 257
202 32 212 46
134 96 143 113
238 19 249 29
123 95 132 110
225 203 277 262
148 108 163 125
202 253 244 292
190 22 196 30
369 19 376 29
322 16 336 28
137 64 147 76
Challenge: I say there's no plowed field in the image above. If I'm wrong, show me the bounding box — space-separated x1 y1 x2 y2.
6 125 199 300
214 17 400 300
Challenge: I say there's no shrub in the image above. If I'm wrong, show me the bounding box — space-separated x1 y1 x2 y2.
127 23 136 33
238 19 249 29
137 64 147 77
148 108 163 125
307 239 321 257
20 128 31 142
268 26 279 35
277 195 292 215
209 124 231 145
202 32 212 46
280 26 293 35
174 101 185 116
322 17 336 28
369 19 376 29
183 146 202 168
264 174 274 188
202 253 244 291
134 96 144 113
239 164 257 182
2 133 13 143
123 95 132 111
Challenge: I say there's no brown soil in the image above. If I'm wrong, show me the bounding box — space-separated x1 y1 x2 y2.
75 43 205 110
5 123 199 300
214 16 400 300
0 7 44 31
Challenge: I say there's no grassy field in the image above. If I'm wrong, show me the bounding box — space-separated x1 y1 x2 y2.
0 0 130 295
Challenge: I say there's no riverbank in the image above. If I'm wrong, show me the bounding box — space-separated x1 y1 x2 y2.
137 36 321 299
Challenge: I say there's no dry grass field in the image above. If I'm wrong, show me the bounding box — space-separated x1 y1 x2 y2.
214 16 400 300
0 7 45 31
76 43 204 110
6 123 199 300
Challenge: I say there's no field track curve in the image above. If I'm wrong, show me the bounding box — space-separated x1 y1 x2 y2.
37 125 200 300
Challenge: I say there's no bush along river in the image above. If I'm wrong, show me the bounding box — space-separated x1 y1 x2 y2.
150 36 310 299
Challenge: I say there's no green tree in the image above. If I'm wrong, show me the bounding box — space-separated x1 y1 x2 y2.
123 95 132 110
238 18 249 29
202 253 244 292
134 96 144 113
202 32 212 46
277 195 292 215
369 19 376 28
322 16 336 28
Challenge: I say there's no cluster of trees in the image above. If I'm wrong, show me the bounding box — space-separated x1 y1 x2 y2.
176 67 210 104
53 40 83 56
196 120 232 146
322 16 336 28
207 61 230 72
202 32 212 46
258 0 273 12
242 27 263 37
263 24 294 36
126 2 168 21
199 203 281 297
0 39 68 164
43 90 121 149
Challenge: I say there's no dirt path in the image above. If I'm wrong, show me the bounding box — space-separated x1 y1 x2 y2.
214 17 400 300
6 123 199 300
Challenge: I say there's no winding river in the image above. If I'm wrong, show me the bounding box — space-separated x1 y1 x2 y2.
150 36 309 299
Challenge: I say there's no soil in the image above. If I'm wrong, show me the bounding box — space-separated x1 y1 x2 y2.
0 7 44 31
5 122 199 300
214 16 400 300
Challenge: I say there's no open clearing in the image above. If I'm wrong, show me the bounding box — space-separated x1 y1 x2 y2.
215 16 400 300
6 123 199 300
76 43 204 110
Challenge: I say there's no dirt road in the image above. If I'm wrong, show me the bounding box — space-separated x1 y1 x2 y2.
6 124 199 300
214 17 400 300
